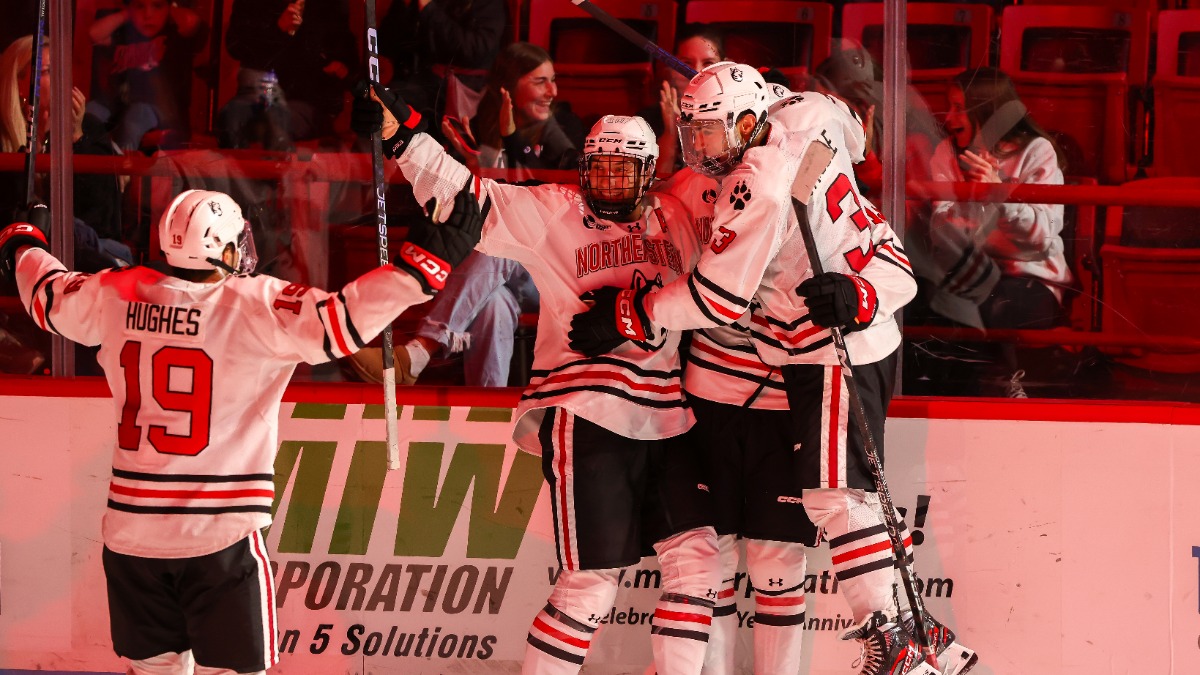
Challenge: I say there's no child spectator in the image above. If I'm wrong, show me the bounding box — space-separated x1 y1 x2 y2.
87 0 207 151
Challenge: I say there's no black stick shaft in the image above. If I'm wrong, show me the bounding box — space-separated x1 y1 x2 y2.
570 0 696 79
24 0 48 206
365 0 401 468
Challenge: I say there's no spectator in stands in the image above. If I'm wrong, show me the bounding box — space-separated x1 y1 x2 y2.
347 45 584 387
912 67 1071 397
86 0 207 151
453 42 583 170
636 25 726 175
0 36 129 267
220 0 358 148
378 0 507 140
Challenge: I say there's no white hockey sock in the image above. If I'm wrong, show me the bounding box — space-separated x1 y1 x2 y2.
804 488 898 624
522 568 619 675
746 539 807 675
651 527 720 675
127 650 194 675
404 341 431 377
703 534 740 675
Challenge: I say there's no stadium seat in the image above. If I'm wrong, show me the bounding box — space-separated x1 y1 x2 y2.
527 0 677 125
1151 10 1200 176
840 3 992 116
683 1 833 90
999 5 1151 184
1099 177 1200 373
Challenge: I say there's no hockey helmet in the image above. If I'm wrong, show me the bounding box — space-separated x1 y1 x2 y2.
578 115 659 220
677 62 770 177
159 189 257 274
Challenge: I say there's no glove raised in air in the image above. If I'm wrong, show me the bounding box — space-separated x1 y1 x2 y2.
0 204 50 279
796 272 877 332
396 182 490 295
350 81 427 159
568 284 656 357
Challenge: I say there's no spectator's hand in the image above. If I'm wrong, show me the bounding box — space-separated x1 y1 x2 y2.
796 272 877 332
659 81 679 131
71 87 86 143
499 87 516 137
568 284 656 357
396 183 489 294
323 61 349 80
351 81 425 158
959 149 1001 183
442 115 481 171
278 0 304 34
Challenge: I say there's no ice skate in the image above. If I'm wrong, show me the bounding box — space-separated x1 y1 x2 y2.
841 611 919 675
902 611 978 675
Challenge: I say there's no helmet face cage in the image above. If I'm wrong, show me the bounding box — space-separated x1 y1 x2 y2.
578 152 655 220
578 115 659 220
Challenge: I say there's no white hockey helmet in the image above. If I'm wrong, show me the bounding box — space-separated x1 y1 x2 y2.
159 189 257 274
578 115 659 220
677 62 770 177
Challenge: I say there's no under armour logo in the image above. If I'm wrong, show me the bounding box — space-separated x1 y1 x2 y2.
768 578 783 587
208 200 223 216
706 589 718 599
625 220 642 233
588 614 602 624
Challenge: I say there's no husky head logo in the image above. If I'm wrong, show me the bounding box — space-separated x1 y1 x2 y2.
208 200 223 217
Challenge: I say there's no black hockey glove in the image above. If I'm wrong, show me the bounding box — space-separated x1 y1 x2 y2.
568 284 655 357
395 183 489 295
0 204 50 279
351 81 427 159
796 272 878 332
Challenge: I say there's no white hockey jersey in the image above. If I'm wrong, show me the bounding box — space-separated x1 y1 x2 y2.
15 248 430 558
653 171 789 410
394 134 708 452
644 92 917 367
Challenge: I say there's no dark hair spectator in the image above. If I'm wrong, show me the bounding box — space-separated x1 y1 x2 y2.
451 42 582 170
909 66 1071 397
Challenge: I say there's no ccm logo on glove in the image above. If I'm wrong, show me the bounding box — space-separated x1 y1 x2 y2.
398 242 450 291
615 289 648 341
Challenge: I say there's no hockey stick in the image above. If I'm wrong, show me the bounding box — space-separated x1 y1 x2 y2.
23 0 48 207
364 0 402 471
570 0 696 79
790 141 940 672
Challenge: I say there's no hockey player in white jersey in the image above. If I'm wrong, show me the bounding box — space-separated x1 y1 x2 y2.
352 87 720 675
571 63 976 675
0 186 485 674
